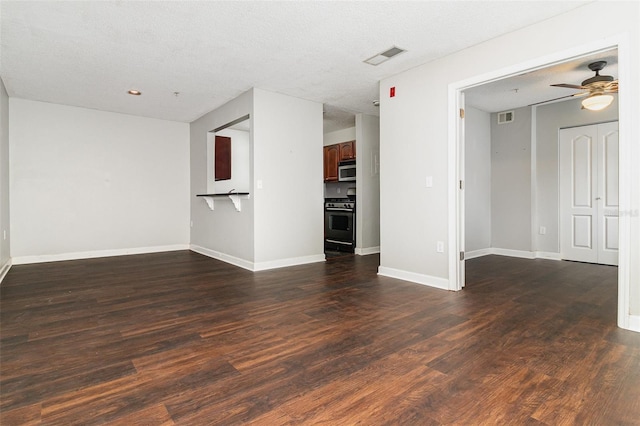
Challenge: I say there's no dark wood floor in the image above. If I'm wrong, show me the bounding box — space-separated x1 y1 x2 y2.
1 252 639 425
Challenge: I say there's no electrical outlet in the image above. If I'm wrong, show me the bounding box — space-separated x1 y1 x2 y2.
436 241 444 253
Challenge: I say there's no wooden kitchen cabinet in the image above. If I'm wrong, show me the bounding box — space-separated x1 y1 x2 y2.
324 141 356 182
339 140 356 161
214 135 232 181
323 144 339 182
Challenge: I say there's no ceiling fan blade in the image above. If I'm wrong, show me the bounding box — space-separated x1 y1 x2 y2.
551 83 586 89
528 94 582 107
571 91 589 98
605 81 618 92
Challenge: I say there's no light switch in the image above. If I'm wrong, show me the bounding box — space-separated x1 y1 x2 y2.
425 176 433 188
257 180 263 189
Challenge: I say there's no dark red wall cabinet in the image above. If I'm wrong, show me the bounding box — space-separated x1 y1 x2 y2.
215 135 231 181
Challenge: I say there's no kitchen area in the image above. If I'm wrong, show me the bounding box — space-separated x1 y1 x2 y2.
322 113 381 257
324 140 357 253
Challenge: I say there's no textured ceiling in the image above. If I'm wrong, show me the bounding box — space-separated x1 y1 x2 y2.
1 1 590 131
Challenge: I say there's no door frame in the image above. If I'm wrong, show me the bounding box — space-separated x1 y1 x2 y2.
447 35 634 331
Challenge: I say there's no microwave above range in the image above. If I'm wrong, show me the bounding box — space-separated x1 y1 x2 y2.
338 161 356 182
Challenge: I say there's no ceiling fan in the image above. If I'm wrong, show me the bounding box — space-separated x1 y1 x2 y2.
531 61 618 110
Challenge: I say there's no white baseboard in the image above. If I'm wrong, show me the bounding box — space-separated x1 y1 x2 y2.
627 315 640 333
355 246 380 255
465 248 493 260
378 266 449 290
490 248 535 259
465 248 562 261
534 251 562 260
253 254 325 271
0 258 11 284
11 244 190 265
189 245 254 271
190 244 325 272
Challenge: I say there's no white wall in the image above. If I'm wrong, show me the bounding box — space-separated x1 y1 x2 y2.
355 114 380 253
490 106 532 252
9 99 190 262
190 88 324 270
190 90 255 265
324 127 355 146
379 67 450 282
535 96 619 253
379 1 640 321
464 106 491 253
0 80 10 278
253 88 324 267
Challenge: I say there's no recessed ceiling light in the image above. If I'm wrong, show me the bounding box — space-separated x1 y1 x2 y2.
364 46 406 66
128 90 142 96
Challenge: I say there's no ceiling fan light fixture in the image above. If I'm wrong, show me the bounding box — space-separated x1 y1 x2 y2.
581 93 614 111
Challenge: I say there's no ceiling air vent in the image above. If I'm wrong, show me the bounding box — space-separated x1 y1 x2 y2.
364 46 406 66
497 110 514 125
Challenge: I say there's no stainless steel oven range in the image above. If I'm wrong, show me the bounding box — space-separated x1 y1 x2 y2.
324 198 355 252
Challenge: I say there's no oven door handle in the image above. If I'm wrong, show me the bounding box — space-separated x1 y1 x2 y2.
325 208 354 212
326 239 352 245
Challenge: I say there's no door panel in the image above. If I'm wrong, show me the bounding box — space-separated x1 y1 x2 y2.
572 135 593 207
597 122 619 265
572 215 592 249
604 216 619 250
603 132 619 206
561 126 597 263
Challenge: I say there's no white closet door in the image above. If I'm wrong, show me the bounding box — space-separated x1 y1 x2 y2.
596 121 619 266
559 122 618 266
560 125 598 263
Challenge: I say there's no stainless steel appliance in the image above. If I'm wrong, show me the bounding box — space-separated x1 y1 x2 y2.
324 198 355 252
338 161 356 182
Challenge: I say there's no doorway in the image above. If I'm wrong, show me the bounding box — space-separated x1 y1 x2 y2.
448 40 632 330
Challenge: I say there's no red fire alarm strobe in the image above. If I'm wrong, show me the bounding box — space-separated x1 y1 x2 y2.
390 87 396 97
